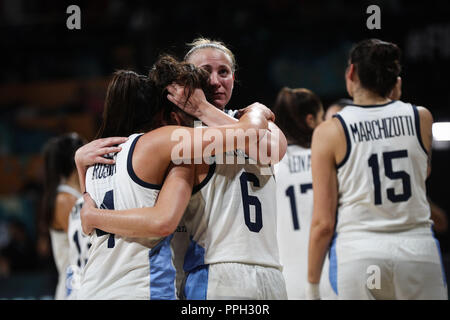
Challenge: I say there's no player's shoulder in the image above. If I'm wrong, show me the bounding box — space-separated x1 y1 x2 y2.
313 118 343 140
56 192 78 207
415 105 433 123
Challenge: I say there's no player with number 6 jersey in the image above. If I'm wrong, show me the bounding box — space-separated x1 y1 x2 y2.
179 153 286 300
169 38 288 300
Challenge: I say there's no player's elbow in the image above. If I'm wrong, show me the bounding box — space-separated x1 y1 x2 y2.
310 219 335 239
155 219 177 237
270 134 287 164
143 216 177 238
251 129 287 165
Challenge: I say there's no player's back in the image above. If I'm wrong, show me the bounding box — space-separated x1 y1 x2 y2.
334 100 432 235
79 133 169 300
275 145 335 299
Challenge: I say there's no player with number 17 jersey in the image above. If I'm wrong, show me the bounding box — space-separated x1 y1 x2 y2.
275 145 336 299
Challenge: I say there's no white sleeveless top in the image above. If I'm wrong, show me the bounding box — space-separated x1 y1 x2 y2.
79 133 175 300
49 184 82 300
334 100 432 237
181 152 282 272
274 145 335 299
65 197 90 299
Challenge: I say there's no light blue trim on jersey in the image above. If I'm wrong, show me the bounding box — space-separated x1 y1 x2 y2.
65 266 73 298
183 237 208 300
329 234 338 295
431 228 447 287
184 265 209 300
183 236 206 272
149 235 177 300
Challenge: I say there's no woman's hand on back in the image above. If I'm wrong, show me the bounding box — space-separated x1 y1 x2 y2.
75 137 128 168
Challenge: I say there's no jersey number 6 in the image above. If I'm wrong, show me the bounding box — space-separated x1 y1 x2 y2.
239 172 263 233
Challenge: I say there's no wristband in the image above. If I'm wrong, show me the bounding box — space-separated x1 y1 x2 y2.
305 282 321 300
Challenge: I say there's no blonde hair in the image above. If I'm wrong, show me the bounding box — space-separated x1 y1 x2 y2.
184 38 236 72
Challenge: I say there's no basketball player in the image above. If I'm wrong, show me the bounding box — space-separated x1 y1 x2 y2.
171 38 287 299
326 101 448 233
75 56 273 300
41 133 85 300
65 197 90 299
307 39 447 299
272 87 336 300
78 39 288 299
324 98 353 121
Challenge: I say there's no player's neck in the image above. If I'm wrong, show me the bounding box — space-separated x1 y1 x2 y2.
62 171 81 193
352 89 390 106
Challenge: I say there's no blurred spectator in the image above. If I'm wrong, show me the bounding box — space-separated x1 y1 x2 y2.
0 219 37 277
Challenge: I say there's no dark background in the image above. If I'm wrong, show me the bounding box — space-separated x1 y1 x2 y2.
0 0 449 299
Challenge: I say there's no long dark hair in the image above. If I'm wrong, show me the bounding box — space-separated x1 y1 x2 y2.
273 87 323 148
41 132 85 231
349 38 402 97
95 55 212 139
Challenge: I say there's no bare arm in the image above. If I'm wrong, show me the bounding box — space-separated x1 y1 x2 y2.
53 193 77 232
167 84 287 164
417 106 433 177
307 120 340 298
81 162 194 238
429 198 448 234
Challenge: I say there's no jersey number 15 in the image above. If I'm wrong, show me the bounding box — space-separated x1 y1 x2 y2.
368 150 412 205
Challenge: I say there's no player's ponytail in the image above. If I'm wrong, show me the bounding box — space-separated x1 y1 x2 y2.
349 38 401 97
273 87 323 148
40 133 85 233
96 70 153 139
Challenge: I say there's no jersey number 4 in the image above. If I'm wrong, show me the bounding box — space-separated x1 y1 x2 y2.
95 190 116 248
368 150 412 205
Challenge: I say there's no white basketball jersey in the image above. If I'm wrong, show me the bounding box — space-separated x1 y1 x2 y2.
66 197 90 300
49 229 69 300
50 184 82 300
181 153 282 273
335 100 432 235
79 133 176 300
274 145 335 299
